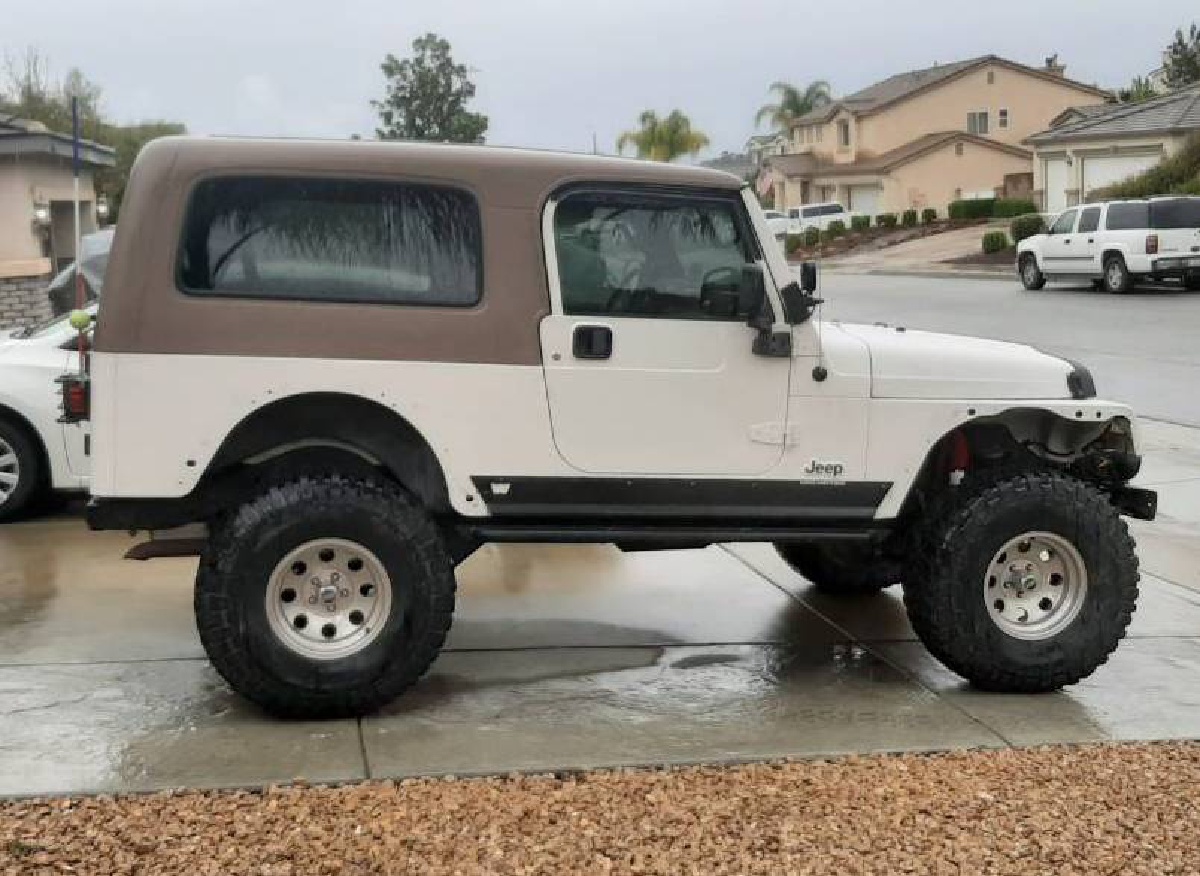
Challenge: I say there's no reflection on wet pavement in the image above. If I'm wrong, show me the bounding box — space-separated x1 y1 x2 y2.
4 437 1200 797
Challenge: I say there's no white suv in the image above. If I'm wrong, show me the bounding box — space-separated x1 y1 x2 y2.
787 202 851 234
1018 197 1200 293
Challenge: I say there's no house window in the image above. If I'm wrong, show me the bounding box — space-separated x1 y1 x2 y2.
987 71 995 85
837 120 850 147
967 111 989 135
999 109 1009 129
815 125 823 143
955 142 964 156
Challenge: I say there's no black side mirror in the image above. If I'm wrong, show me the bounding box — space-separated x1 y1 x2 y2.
740 264 772 330
799 261 818 293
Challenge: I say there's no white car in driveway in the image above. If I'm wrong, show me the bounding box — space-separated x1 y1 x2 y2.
787 202 853 234
0 308 93 520
763 209 790 241
1017 197 1200 293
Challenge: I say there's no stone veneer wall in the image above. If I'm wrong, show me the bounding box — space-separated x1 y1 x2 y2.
0 273 52 330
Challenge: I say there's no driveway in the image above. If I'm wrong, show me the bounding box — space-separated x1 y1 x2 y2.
2 414 1200 797
820 224 996 274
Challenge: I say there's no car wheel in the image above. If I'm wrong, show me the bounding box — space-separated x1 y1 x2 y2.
775 542 901 596
1103 255 1133 294
195 474 456 718
904 471 1138 692
1019 254 1046 291
1184 273 1200 292
0 419 42 523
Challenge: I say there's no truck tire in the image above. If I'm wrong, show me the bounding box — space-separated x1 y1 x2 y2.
775 543 901 596
0 418 42 522
904 471 1138 692
1018 254 1045 291
195 474 456 718
1102 255 1133 294
1185 272 1200 292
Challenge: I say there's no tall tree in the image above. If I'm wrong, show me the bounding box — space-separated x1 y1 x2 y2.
1163 23 1200 88
616 110 709 162
1118 75 1158 103
754 80 832 132
372 33 488 143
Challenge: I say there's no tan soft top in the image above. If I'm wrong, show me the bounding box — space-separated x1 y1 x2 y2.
96 137 745 365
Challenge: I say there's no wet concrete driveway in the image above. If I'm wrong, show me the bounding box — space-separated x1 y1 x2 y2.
2 419 1200 797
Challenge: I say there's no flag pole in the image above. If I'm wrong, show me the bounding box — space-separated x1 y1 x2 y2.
71 96 82 312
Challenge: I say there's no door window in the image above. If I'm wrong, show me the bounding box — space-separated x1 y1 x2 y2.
1105 203 1149 230
553 191 758 320
1050 210 1078 235
1077 207 1101 234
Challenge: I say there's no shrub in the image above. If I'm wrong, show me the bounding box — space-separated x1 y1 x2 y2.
875 213 898 228
1010 214 1046 244
993 198 1039 218
982 230 1009 254
1091 133 1200 199
785 233 804 255
826 219 846 237
921 208 937 224
948 197 996 221
850 214 870 232
803 225 820 247
901 209 918 226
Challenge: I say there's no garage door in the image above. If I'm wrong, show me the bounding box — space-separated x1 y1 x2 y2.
1082 153 1161 198
848 185 881 216
1044 158 1070 213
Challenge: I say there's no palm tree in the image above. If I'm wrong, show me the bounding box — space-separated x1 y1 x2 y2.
754 80 833 132
616 110 710 162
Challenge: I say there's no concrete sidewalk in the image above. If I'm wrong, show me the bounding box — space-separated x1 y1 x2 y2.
1 420 1198 798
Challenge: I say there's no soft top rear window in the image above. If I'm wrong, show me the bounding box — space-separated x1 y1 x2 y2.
1151 198 1200 229
177 176 482 306
1105 203 1149 230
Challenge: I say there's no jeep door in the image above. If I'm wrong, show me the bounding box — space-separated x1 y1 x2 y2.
539 187 789 475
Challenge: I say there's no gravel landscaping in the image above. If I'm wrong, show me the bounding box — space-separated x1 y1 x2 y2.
3 742 1199 875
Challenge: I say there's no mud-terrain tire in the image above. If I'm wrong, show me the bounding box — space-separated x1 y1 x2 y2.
904 471 1138 692
775 543 901 596
195 475 456 719
0 418 42 522
1018 254 1046 291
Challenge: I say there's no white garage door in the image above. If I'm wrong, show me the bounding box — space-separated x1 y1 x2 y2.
848 185 881 216
1044 158 1070 213
1082 153 1161 198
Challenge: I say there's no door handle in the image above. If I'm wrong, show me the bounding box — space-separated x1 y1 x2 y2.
572 325 612 360
1064 238 1071 245
1088 238 1094 243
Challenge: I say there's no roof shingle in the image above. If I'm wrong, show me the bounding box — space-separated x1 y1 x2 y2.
1027 85 1200 144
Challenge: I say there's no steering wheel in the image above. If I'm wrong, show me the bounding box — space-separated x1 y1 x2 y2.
699 265 743 316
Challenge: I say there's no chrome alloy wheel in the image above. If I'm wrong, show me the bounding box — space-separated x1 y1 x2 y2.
265 538 393 660
984 531 1087 641
0 435 20 508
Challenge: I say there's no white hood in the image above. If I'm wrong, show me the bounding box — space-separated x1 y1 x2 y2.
839 323 1074 399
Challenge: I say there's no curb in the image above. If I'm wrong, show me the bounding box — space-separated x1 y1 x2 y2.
818 266 1016 282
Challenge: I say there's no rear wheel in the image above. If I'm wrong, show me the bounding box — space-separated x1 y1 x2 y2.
1019 254 1046 290
195 474 456 718
775 543 901 596
904 471 1138 692
1103 255 1133 294
1184 272 1200 292
0 419 42 522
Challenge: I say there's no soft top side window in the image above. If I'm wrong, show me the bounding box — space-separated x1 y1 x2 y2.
552 189 760 321
1049 210 1077 235
177 176 483 306
1104 202 1150 231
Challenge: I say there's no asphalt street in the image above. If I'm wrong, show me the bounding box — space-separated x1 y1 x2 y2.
817 271 1200 426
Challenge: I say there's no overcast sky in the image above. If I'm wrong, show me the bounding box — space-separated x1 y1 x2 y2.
4 0 1196 157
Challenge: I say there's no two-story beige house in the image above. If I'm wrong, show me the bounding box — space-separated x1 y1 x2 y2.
765 55 1111 216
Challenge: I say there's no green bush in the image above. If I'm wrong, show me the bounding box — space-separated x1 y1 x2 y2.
803 226 820 247
826 219 846 237
948 198 996 220
982 230 1009 254
1010 214 1046 244
785 233 804 255
921 208 937 224
901 209 918 226
1091 133 1200 198
993 198 1039 218
850 214 870 232
875 213 898 228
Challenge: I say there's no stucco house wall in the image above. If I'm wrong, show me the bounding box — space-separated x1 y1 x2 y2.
0 158 100 263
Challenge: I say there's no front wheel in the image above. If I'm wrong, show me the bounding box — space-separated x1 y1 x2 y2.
195 475 456 718
0 419 42 523
1019 254 1045 291
904 471 1138 692
775 543 901 596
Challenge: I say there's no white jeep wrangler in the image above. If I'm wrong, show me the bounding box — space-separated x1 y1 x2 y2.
73 137 1156 718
